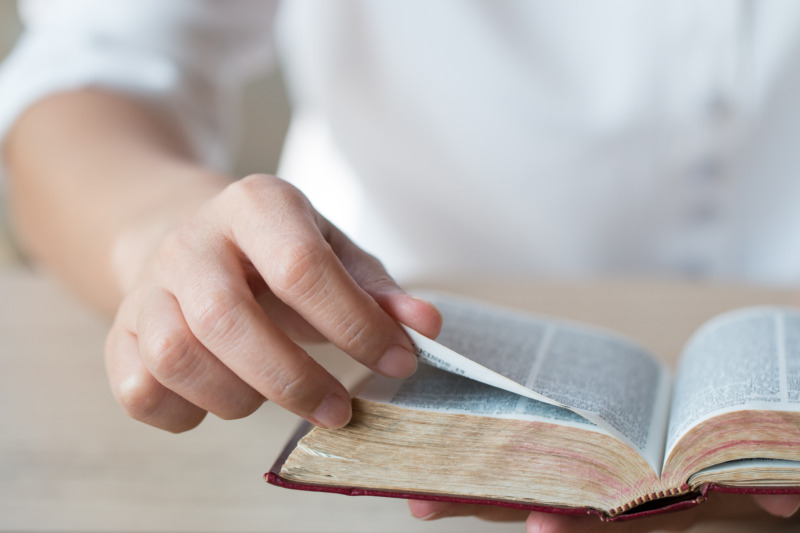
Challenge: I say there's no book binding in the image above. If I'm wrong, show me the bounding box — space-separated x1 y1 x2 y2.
266 423 675 521
266 422 800 522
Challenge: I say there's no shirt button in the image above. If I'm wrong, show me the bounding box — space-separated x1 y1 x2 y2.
707 95 733 122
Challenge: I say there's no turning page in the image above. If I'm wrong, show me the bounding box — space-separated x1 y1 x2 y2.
360 364 599 432
402 294 671 471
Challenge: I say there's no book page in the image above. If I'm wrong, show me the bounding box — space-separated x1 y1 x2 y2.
689 458 800 488
666 307 800 462
360 364 600 431
401 293 671 472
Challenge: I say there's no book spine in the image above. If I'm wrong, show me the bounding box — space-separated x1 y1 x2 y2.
607 484 693 518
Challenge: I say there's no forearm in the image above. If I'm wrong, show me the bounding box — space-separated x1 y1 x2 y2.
3 89 232 313
4 88 438 437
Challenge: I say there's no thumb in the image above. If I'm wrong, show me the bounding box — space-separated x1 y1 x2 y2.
752 494 800 517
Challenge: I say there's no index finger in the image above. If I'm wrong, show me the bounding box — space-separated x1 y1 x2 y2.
222 176 420 378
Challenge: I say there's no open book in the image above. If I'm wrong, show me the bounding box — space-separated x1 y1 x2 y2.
267 293 800 521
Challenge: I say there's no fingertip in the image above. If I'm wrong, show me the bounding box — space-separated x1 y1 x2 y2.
525 512 577 533
310 392 352 429
408 500 448 521
376 344 418 378
753 494 800 517
375 291 443 339
405 295 443 338
165 410 208 433
116 371 207 432
526 513 546 533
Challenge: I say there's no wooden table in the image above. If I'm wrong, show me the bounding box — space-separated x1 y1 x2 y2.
2 266 799 532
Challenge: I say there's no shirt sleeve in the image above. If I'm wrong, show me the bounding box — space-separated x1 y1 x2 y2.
0 0 279 171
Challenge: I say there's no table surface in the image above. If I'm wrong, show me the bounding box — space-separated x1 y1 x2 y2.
2 266 799 532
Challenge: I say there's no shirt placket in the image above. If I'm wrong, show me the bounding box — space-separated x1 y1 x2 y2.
661 1 750 278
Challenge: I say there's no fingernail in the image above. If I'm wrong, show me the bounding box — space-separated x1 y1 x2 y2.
416 512 442 521
376 345 418 378
311 393 352 428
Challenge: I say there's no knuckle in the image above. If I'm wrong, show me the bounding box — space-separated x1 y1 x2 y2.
225 174 267 203
186 289 248 347
221 176 316 234
239 173 272 186
363 272 397 293
261 177 317 222
276 184 312 214
335 313 374 355
266 366 317 409
156 223 197 263
216 176 265 218
270 241 331 298
259 175 307 205
140 324 198 384
159 224 190 252
115 374 164 423
226 174 309 210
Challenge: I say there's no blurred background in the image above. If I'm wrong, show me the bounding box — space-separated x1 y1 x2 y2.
0 0 292 268
0 0 20 266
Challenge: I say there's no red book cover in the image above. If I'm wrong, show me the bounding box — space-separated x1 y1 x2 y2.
265 422 800 522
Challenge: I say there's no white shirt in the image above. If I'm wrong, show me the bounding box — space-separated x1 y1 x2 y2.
2 0 800 285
